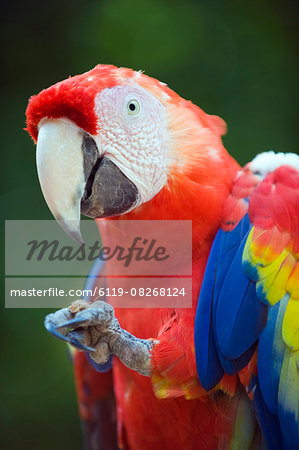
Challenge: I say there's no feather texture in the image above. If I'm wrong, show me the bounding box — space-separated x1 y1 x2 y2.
25 63 299 449
196 161 299 448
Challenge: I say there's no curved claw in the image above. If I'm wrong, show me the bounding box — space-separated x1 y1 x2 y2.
56 317 90 329
69 338 95 352
44 319 71 344
44 316 95 352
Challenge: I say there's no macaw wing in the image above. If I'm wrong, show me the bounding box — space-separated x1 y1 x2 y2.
243 165 299 449
194 213 264 389
195 155 299 449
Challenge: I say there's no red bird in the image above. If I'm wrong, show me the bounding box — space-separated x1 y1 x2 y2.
26 65 299 449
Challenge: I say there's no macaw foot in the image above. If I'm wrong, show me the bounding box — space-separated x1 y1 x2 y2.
44 300 155 376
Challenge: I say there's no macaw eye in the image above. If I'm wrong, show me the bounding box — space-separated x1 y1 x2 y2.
127 100 140 115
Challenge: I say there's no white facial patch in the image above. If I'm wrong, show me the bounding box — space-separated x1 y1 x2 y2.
94 85 169 206
250 151 299 177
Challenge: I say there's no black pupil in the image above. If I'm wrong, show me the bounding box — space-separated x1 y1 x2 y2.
129 102 136 111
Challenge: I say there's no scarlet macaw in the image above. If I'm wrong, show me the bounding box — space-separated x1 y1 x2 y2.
25 65 299 449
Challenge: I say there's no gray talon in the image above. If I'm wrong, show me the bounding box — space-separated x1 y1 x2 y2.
44 300 157 376
44 307 75 344
66 329 96 352
44 321 71 344
56 317 89 329
69 338 95 353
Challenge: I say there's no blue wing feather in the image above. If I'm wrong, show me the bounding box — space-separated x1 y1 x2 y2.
258 294 288 415
278 347 299 450
194 230 224 390
195 214 262 388
215 236 268 360
251 376 284 450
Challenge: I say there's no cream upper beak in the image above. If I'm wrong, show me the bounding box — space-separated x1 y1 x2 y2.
36 118 86 243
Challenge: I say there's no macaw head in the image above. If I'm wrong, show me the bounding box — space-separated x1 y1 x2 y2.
26 64 238 242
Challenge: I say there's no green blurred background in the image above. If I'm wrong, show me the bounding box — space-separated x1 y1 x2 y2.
1 0 297 449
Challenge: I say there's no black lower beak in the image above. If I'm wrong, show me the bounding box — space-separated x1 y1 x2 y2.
81 135 139 218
